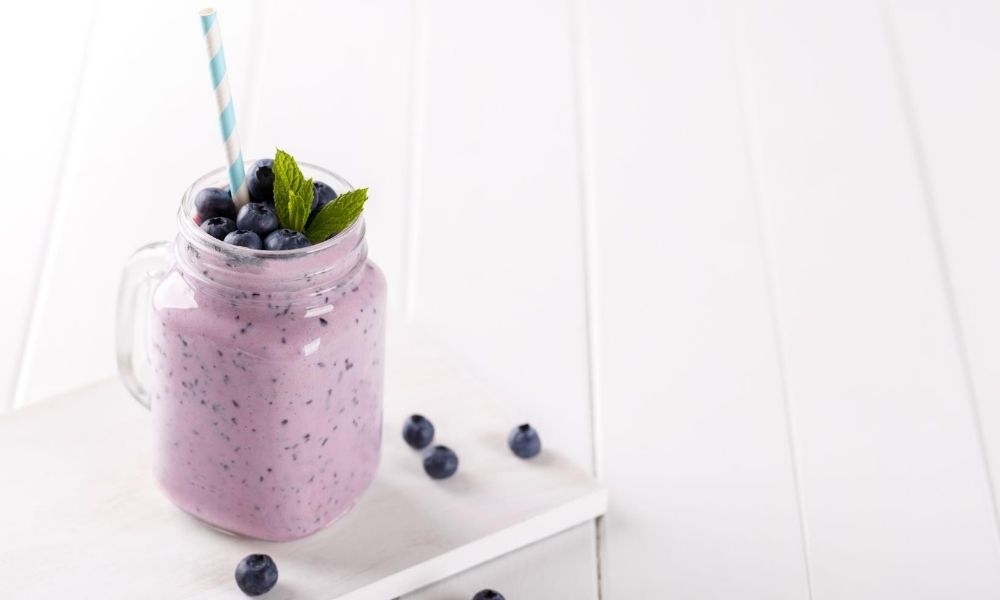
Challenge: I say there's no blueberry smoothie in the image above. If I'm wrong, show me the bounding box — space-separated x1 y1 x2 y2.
143 160 386 541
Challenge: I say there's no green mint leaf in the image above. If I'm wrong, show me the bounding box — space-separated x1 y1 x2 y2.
292 177 314 231
305 188 368 243
288 188 305 232
272 148 314 232
271 149 295 228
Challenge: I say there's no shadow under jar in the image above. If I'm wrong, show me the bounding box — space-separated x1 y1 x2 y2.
117 163 387 541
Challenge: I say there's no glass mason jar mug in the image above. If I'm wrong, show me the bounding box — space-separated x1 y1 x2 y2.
117 163 387 541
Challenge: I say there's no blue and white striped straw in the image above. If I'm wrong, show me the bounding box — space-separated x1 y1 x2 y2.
199 8 250 208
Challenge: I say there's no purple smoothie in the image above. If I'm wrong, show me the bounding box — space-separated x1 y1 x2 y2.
146 166 386 541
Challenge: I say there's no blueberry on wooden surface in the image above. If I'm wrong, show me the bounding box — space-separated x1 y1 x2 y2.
402 414 435 450
423 445 459 480
508 423 542 459
234 554 278 596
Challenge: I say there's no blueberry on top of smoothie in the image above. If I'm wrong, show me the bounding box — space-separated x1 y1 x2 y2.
508 423 542 459
194 187 236 220
234 554 278 596
423 445 459 479
207 149 367 251
224 230 263 250
308 180 338 224
402 414 435 450
247 159 275 203
237 202 280 238
201 216 236 241
265 229 311 251
473 590 506 600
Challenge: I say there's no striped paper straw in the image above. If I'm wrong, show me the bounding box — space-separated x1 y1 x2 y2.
199 8 250 208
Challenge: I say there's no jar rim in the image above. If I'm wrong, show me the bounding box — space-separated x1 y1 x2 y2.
177 160 362 259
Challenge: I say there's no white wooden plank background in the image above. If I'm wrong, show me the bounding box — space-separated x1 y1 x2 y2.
589 0 811 597
247 0 412 310
888 0 1000 533
0 0 97 409
737 1 1000 596
403 0 599 596
3 0 1000 597
14 0 261 406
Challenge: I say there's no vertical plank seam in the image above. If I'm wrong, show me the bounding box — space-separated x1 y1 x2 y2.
880 0 1000 547
9 0 100 410
727 2 816 597
569 0 606 596
403 0 430 320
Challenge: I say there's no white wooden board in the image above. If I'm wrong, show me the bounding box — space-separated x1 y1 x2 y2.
404 523 598 599
0 326 605 599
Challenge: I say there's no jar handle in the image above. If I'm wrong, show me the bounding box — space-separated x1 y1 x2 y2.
116 241 173 409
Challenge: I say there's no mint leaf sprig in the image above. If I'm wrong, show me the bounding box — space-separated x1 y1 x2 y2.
305 188 368 243
271 148 368 243
273 149 314 232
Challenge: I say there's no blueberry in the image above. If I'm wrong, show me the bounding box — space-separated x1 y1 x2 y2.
473 591 505 600
264 229 311 251
307 180 339 226
224 230 263 250
402 414 435 450
194 187 236 220
246 159 275 203
508 423 541 459
201 217 236 240
423 445 459 479
236 202 280 237
234 554 278 596
313 180 338 211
